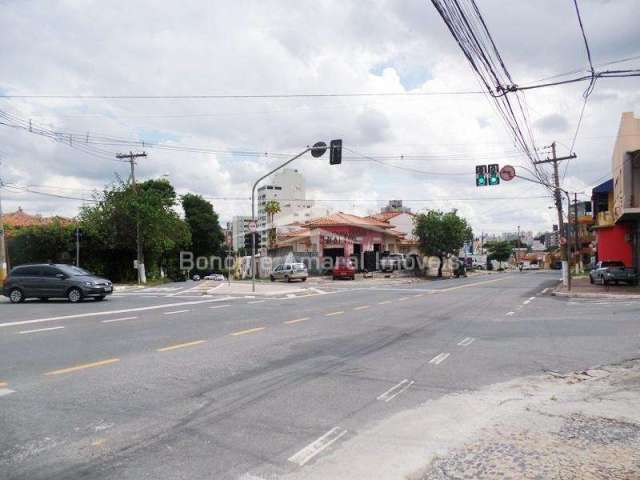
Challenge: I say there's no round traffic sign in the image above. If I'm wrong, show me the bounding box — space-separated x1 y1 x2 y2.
311 141 327 158
500 165 516 181
248 221 257 233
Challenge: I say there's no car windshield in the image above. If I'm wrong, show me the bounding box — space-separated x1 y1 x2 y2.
57 265 93 276
292 263 305 271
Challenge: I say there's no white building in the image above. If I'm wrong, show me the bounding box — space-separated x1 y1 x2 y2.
257 169 320 247
231 215 252 251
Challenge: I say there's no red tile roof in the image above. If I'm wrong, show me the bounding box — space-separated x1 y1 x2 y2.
367 211 415 222
3 208 72 228
303 212 394 229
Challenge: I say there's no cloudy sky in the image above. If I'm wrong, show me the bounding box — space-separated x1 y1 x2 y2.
1 0 639 235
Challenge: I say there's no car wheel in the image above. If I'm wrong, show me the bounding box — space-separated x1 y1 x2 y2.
602 276 608 286
67 287 83 303
95 296 106 301
589 275 594 284
301 278 306 282
9 288 25 304
351 275 355 280
270 275 275 282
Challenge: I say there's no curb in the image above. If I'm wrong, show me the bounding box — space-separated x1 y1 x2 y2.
552 290 640 299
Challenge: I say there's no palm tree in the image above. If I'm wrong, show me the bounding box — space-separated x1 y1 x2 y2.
264 200 281 246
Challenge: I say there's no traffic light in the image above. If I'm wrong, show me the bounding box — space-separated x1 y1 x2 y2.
475 165 487 186
488 163 500 185
329 139 342 165
244 232 260 251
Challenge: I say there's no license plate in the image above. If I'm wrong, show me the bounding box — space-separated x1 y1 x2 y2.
104 286 112 292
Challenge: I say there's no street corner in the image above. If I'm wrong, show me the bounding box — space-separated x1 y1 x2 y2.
552 276 640 300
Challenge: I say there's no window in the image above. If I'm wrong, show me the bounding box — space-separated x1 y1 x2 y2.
41 266 62 277
12 266 41 276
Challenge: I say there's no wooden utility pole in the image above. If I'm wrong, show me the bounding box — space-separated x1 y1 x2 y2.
534 142 576 290
116 151 147 284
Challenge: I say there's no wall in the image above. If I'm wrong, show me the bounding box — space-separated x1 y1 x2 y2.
596 224 632 266
612 112 640 221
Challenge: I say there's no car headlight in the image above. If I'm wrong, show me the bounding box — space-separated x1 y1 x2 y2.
84 281 95 287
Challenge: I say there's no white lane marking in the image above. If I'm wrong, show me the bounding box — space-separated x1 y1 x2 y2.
378 300 392 305
0 388 16 397
101 316 138 324
247 300 265 304
18 326 65 335
209 304 231 309
0 298 233 329
506 311 515 316
523 296 536 305
163 310 190 315
457 337 475 347
376 379 414 402
398 297 409 301
288 427 348 466
541 287 549 294
429 352 450 365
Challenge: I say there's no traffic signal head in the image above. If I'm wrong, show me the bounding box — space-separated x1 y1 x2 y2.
329 139 342 165
488 164 500 185
475 165 487 187
244 232 260 251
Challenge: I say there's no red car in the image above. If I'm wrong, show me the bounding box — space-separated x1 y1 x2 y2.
333 258 356 280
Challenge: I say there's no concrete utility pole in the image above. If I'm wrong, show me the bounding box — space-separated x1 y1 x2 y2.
533 142 576 290
116 151 147 284
75 225 80 267
0 161 7 284
573 192 580 274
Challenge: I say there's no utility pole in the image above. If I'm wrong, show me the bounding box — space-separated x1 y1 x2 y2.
75 225 80 267
0 161 6 284
573 192 580 274
533 142 576 290
116 151 147 284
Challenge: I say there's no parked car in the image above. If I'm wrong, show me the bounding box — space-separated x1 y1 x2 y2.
2 263 113 303
333 258 356 280
270 263 308 282
589 261 638 286
380 253 407 272
203 273 225 281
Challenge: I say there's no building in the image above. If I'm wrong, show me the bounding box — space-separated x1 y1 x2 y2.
592 112 640 268
567 200 595 269
543 230 560 249
231 215 252 252
3 207 72 235
367 205 419 255
256 169 320 248
381 199 412 214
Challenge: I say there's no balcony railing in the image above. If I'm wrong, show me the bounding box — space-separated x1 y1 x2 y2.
596 211 614 226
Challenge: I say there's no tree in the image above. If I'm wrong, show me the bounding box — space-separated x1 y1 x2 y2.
414 210 473 277
264 200 281 246
485 240 513 269
181 194 225 261
7 220 75 267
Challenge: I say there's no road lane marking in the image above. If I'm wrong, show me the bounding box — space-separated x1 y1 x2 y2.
429 352 450 365
457 337 475 347
284 317 310 325
288 427 348 466
45 358 120 376
506 311 515 316
378 300 392 305
325 311 344 316
157 340 206 352
209 304 230 309
541 287 550 294
377 379 414 402
413 294 424 298
18 326 65 335
101 316 138 324
0 298 234 329
523 296 536 305
438 276 511 293
230 327 266 336
353 305 370 311
398 297 409 301
163 309 190 315
0 388 15 397
247 300 265 304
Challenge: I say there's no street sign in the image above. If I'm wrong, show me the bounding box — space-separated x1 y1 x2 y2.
311 141 327 158
248 221 257 233
500 165 516 181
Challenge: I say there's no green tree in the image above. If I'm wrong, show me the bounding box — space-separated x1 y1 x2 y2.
414 210 473 277
7 220 76 267
485 240 513 269
264 200 281 246
181 193 224 261
79 178 191 281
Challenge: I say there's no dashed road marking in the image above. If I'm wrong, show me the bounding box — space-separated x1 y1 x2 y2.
163 309 191 315
353 305 370 311
288 427 348 466
377 379 414 402
325 311 344 317
540 287 550 294
284 317 310 325
523 296 536 305
230 327 266 336
506 311 515 316
457 337 475 347
157 340 206 352
378 300 392 305
0 388 15 397
429 352 450 365
209 304 231 309
101 316 138 324
18 326 65 335
398 297 409 301
413 294 424 298
247 300 265 304
45 358 120 376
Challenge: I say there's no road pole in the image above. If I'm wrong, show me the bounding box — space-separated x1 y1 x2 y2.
573 192 580 274
116 151 147 284
533 142 575 291
0 161 6 284
251 147 313 292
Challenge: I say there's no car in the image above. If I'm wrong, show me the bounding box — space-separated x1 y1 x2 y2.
203 273 225 281
192 274 201 281
270 262 308 282
333 258 356 280
380 253 407 272
589 260 638 286
2 263 113 304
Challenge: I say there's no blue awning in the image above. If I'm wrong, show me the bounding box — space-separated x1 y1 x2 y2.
593 178 613 193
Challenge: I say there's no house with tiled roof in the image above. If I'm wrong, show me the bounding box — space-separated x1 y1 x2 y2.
3 207 72 236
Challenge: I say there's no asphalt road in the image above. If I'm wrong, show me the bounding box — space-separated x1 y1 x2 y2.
1 272 639 479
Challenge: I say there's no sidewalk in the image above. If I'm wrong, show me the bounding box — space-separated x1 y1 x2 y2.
554 276 640 299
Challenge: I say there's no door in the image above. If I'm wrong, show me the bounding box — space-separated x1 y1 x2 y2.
352 244 362 271
14 266 43 298
40 266 66 297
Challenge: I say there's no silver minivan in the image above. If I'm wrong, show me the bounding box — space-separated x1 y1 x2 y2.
270 263 308 282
